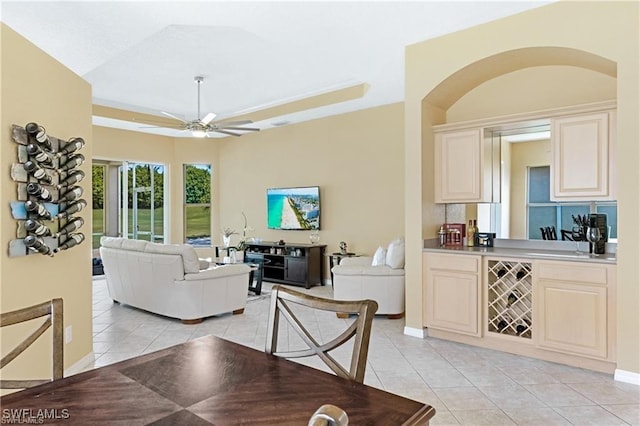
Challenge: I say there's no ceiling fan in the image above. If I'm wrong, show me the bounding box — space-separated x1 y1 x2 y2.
147 76 260 137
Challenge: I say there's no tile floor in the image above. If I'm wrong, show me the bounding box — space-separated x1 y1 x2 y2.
90 277 639 425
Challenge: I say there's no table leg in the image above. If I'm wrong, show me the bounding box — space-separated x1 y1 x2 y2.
329 255 335 287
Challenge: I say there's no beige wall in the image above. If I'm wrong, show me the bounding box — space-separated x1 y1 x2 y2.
1 24 93 381
447 65 617 123
406 1 639 374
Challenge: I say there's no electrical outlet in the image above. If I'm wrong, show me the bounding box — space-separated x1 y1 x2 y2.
65 326 72 344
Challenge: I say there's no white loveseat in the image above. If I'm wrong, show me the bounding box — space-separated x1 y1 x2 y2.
100 237 251 323
332 243 405 319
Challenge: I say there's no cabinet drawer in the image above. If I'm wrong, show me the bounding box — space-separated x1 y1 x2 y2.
536 261 608 285
425 253 479 273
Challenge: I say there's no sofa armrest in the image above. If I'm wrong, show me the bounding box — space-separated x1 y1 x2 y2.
183 264 250 281
338 256 373 267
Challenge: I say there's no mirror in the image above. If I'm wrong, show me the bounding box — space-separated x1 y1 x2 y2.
477 120 618 241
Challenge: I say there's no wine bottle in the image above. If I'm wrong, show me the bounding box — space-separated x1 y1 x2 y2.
57 170 85 189
497 268 507 278
26 143 54 166
25 122 52 150
507 292 518 307
497 319 508 331
59 186 83 202
56 137 84 157
466 220 474 247
472 219 478 245
516 269 527 280
57 199 87 219
24 235 53 256
54 233 85 253
26 182 54 202
23 160 52 184
24 200 53 220
58 153 85 171
55 217 84 237
24 219 52 237
516 320 530 335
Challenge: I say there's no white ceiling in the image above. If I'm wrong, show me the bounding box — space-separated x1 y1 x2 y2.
1 1 551 137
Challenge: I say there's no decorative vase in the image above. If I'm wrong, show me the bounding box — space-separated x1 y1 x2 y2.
309 230 320 244
223 235 231 248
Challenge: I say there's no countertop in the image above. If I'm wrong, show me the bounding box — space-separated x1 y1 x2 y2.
423 239 617 264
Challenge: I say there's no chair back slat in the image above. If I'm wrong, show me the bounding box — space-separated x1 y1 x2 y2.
0 298 64 390
266 285 377 383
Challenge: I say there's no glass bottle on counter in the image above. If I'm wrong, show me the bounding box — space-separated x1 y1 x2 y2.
466 220 477 247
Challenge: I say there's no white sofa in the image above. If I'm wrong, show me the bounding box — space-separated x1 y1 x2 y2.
332 256 405 318
100 237 251 323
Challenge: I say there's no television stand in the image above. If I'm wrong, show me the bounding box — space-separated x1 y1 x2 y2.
244 242 326 288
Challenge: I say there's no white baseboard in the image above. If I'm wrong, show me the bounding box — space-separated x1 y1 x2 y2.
614 369 640 386
403 326 426 338
64 352 95 376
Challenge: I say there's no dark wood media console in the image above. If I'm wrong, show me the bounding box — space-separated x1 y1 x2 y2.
244 242 326 288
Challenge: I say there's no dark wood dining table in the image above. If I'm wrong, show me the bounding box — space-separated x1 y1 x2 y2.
0 335 435 425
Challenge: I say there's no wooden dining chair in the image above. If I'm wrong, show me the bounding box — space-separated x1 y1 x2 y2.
0 298 64 389
266 285 378 383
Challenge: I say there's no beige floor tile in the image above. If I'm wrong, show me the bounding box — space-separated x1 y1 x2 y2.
553 405 630 425
430 410 461 425
501 407 571 425
524 383 596 407
569 382 640 405
602 404 640 425
433 387 498 411
451 409 516 425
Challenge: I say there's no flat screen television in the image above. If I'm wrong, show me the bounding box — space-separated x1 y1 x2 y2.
267 186 320 230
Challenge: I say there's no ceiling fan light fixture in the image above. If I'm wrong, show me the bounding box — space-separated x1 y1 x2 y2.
192 129 207 138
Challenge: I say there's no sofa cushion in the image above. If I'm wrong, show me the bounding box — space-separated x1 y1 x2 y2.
144 242 201 274
385 238 405 269
121 239 149 252
371 246 386 266
100 236 124 249
183 263 251 281
332 265 404 277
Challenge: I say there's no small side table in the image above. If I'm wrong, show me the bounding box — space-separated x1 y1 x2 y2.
328 252 360 287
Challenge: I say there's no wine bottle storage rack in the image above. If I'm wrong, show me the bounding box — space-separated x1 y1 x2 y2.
7 123 86 257
487 259 533 339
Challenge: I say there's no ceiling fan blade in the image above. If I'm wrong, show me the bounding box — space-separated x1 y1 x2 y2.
214 120 253 126
138 124 184 129
161 111 188 123
214 129 243 137
201 112 217 125
217 126 260 132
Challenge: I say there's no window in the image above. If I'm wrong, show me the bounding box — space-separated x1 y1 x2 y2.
184 164 212 246
92 164 106 249
527 166 617 240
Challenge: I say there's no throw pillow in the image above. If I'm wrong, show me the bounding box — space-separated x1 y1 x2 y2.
385 237 405 269
371 246 387 266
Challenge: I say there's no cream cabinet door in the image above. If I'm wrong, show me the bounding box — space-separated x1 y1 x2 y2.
536 280 607 359
535 260 615 361
424 253 480 336
551 111 614 200
435 129 487 203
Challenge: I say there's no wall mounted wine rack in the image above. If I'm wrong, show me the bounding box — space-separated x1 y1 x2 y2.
8 123 86 257
487 259 533 339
